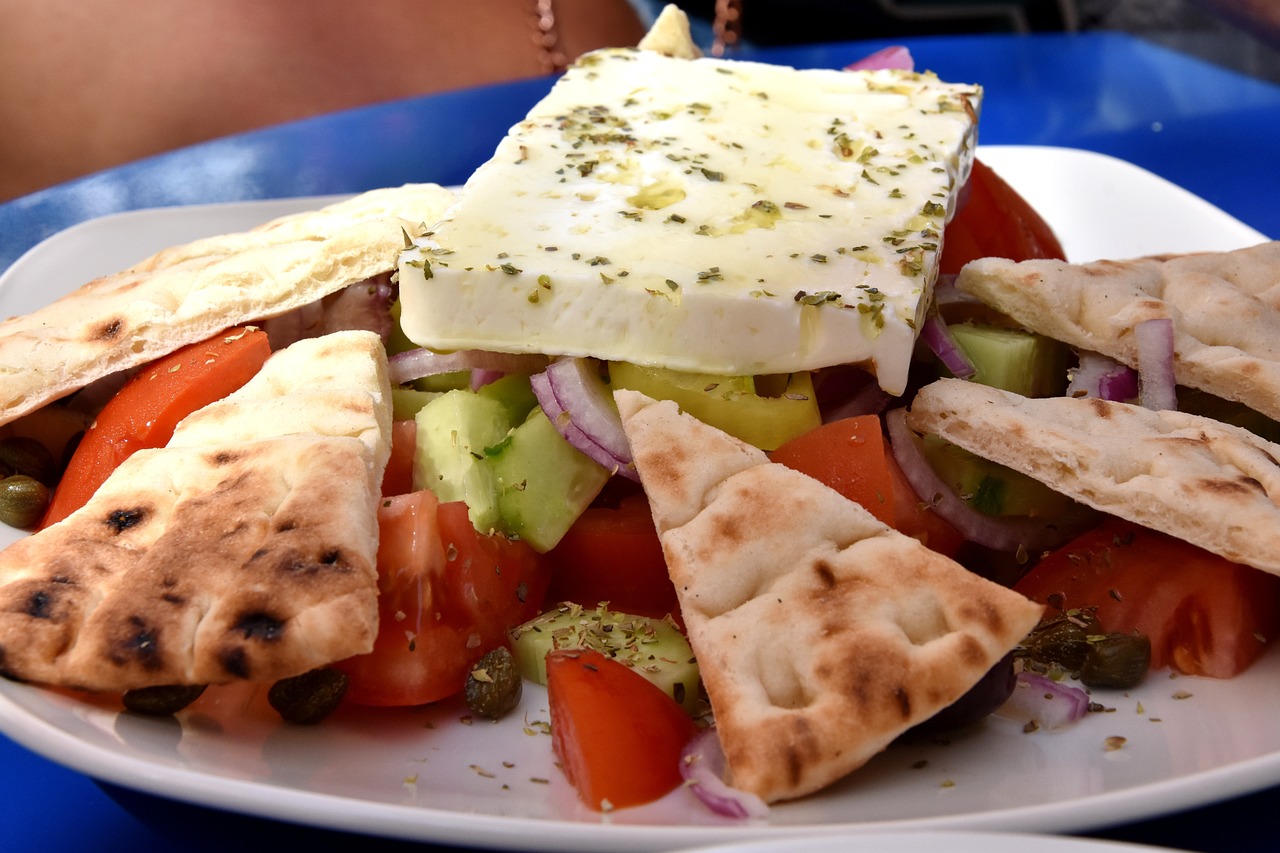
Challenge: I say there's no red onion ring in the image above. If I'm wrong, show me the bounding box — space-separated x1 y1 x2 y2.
1067 351 1139 402
920 311 977 379
999 671 1090 730
1134 317 1178 411
885 406 1095 555
387 348 549 387
530 359 638 480
679 728 769 820
845 45 914 72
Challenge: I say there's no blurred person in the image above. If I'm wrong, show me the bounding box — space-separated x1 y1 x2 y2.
1192 0 1280 46
0 0 648 202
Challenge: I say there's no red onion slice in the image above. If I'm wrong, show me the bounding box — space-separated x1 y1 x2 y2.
885 407 1095 555
679 729 769 820
998 671 1090 730
1134 317 1178 411
1067 351 1139 402
530 361 638 480
920 311 977 379
387 348 549 387
324 278 396 341
544 359 633 461
845 45 914 72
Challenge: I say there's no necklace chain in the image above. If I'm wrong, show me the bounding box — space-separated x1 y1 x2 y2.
531 0 568 74
712 0 744 56
530 1 744 75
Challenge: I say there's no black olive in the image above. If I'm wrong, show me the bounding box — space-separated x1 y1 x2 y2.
906 652 1018 737
1080 632 1151 690
464 646 522 720
0 437 59 486
268 668 349 724
0 475 50 529
122 683 208 716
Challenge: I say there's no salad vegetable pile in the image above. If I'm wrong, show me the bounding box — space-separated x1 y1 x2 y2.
6 152 1278 814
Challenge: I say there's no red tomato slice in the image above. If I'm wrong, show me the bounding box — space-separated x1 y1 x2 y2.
547 647 698 811
770 415 896 527
546 492 677 619
40 326 271 528
1015 517 1280 678
770 416 964 557
382 419 417 497
336 492 550 706
939 159 1067 276
436 499 551 652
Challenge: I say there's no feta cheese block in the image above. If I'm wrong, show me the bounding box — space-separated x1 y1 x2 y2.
398 47 980 395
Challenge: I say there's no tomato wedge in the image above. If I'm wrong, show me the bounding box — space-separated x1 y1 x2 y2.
1015 517 1280 678
337 492 550 706
939 159 1067 275
546 491 677 619
770 415 896 527
770 416 964 557
547 647 697 811
381 419 418 497
40 326 271 528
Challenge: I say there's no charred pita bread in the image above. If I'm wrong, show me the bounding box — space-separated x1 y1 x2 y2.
615 389 1043 803
907 377 1280 575
954 241 1280 422
0 330 391 693
0 182 453 427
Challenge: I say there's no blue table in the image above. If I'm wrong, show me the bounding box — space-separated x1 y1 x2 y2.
1 30 1279 853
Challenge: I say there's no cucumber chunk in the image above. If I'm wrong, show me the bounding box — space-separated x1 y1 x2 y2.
921 434 1076 519
491 408 610 552
391 387 441 420
412 389 509 532
476 373 539 425
947 323 1069 398
510 603 700 714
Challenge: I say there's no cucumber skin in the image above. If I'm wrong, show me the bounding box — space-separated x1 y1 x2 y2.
510 604 701 715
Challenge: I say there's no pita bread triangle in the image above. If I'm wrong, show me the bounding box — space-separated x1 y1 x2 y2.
0 182 453 428
0 330 391 693
908 377 1280 576
954 241 1280 422
614 389 1044 803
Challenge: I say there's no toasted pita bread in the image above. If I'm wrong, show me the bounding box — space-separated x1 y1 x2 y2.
0 182 453 427
636 3 702 59
907 377 1280 575
615 389 1043 803
0 330 391 693
954 241 1280 421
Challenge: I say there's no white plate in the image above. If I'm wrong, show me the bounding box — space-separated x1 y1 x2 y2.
666 829 1179 853
0 146 1275 853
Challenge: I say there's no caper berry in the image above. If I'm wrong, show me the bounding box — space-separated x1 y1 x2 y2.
464 646 522 720
122 683 208 716
0 475 50 529
0 436 59 486
1020 609 1101 672
268 668 349 724
1080 632 1151 690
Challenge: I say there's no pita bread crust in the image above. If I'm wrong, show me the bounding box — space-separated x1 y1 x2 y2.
954 241 1280 421
637 4 702 59
0 183 453 427
907 378 1280 575
0 331 391 692
616 390 1043 802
